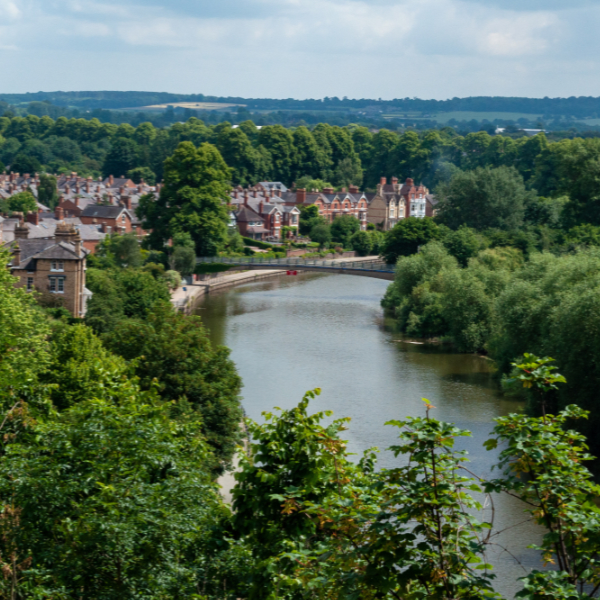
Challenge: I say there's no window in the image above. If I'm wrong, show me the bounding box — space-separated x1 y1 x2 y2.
51 261 64 271
121 214 126 223
26 277 34 291
49 277 65 293
291 215 298 224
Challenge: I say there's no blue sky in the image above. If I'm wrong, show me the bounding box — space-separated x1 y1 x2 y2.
1 0 599 99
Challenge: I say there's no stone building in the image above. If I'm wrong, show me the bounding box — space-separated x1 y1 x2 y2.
3 221 91 317
367 177 436 230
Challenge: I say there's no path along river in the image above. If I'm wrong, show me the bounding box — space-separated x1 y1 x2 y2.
195 272 543 599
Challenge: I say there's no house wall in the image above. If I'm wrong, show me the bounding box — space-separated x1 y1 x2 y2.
12 257 86 316
80 214 132 233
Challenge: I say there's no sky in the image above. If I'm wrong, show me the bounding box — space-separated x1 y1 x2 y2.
1 0 599 100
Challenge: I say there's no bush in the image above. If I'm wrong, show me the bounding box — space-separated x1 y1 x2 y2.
194 263 233 275
243 237 276 250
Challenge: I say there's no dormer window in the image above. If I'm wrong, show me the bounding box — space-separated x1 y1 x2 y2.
121 214 126 224
51 261 64 272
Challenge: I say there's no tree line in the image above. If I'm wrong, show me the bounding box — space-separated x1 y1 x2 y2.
4 114 600 200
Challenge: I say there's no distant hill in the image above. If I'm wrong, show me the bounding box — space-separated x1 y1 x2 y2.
2 91 600 117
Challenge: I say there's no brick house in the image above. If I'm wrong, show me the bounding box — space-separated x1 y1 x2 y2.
3 221 91 317
80 205 134 234
367 177 435 230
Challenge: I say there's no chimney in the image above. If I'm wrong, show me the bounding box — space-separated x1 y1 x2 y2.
119 186 125 195
406 177 414 187
14 218 29 240
392 177 398 185
125 197 132 210
75 197 81 208
259 201 264 214
380 177 387 186
243 192 249 206
341 187 347 193
323 187 334 194
12 243 20 267
27 211 39 226
137 184 143 194
55 206 64 220
109 175 114 186
74 232 82 256
86 182 91 193
55 221 78 244
296 188 306 204
349 185 359 194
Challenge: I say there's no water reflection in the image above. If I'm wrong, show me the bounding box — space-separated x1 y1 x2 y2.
196 273 542 599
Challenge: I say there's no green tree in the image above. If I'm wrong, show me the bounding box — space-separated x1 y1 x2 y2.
126 166 156 185
138 142 231 256
9 154 41 174
102 137 140 178
330 214 360 248
103 303 243 467
170 232 196 276
380 217 442 263
292 127 328 182
350 230 373 256
442 225 483 267
7 191 37 214
298 204 325 236
309 222 331 249
257 125 296 184
111 233 143 268
436 166 530 231
37 173 59 209
216 126 265 187
0 251 50 394
0 384 227 599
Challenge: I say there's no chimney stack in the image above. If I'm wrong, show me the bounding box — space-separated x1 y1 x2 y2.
12 243 20 267
55 221 78 245
55 206 64 221
380 177 387 186
406 177 414 187
392 177 398 185
109 175 114 186
125 197 132 210
27 211 39 226
296 188 306 204
74 232 82 256
14 218 29 240
259 201 264 214
349 185 359 194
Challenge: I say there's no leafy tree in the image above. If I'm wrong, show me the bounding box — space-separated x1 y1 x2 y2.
0 384 227 599
292 127 328 181
436 166 531 231
170 232 196 276
350 230 373 256
216 126 266 187
103 303 243 467
7 191 37 214
37 173 59 208
102 137 140 178
9 153 41 174
298 204 326 237
111 233 143 268
294 175 332 192
309 222 331 249
330 214 360 248
380 217 442 263
0 159 5 173
0 251 50 394
442 225 483 267
334 157 363 189
257 125 296 183
126 166 156 185
138 142 231 256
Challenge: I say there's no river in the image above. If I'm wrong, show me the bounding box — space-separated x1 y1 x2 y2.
196 272 543 599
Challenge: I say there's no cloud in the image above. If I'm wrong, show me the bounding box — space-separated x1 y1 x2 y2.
1 0 600 99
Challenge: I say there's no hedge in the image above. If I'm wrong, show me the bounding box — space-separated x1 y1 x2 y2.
242 237 276 250
194 264 233 275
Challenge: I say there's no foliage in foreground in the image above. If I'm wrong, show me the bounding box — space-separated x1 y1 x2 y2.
232 359 600 599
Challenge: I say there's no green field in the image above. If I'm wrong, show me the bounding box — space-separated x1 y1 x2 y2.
383 111 544 123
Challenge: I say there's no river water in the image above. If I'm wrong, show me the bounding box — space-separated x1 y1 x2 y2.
196 272 543 599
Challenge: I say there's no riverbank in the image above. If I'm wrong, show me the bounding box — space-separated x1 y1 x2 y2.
171 269 288 313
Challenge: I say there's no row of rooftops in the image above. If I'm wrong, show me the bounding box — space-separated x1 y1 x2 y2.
3 221 89 271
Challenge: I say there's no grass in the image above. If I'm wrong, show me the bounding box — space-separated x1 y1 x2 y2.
382 111 544 123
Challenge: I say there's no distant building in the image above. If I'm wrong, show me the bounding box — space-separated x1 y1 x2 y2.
367 177 436 230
